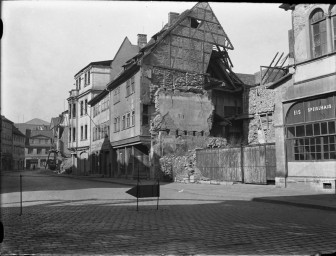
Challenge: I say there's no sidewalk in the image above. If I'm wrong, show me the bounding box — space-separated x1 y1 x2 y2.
37 169 336 212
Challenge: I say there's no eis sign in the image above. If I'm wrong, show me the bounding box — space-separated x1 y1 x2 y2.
286 95 335 124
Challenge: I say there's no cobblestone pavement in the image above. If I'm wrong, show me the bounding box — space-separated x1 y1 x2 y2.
1 171 336 255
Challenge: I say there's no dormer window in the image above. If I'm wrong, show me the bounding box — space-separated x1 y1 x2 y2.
310 9 327 58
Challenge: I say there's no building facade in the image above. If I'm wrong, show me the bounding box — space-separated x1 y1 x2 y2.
12 127 25 170
1 115 14 171
67 60 113 175
269 4 336 190
25 130 53 169
87 2 254 180
87 37 140 177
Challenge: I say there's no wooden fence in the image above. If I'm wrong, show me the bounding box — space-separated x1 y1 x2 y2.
196 143 276 184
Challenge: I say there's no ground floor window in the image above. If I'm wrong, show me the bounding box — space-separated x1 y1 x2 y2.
286 120 336 161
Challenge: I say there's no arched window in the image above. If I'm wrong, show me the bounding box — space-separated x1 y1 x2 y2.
310 9 327 57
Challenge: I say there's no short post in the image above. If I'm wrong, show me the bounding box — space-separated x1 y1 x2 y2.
20 174 22 216
157 179 160 210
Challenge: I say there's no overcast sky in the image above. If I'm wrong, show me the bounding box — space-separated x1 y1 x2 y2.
1 1 292 124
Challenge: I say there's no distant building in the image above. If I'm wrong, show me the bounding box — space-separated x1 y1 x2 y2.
12 127 25 170
50 110 71 158
25 129 53 169
1 115 14 171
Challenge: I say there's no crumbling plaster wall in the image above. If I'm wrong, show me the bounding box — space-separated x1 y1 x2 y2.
292 4 330 62
152 88 214 135
243 86 276 144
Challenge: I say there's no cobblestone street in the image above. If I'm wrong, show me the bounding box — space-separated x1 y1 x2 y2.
1 171 336 255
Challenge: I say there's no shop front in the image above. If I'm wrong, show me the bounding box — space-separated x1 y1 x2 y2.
284 94 336 186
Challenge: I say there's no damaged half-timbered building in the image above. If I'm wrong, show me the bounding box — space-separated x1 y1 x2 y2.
93 2 255 179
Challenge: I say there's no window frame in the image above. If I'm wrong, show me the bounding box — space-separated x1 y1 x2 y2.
310 8 327 58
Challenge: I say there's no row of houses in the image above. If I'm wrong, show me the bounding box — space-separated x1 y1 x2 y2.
0 116 60 171
61 3 335 189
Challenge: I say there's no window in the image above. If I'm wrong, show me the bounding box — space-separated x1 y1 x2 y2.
114 117 120 132
190 17 201 29
81 126 83 140
122 115 126 130
28 148 33 154
72 104 76 118
87 71 90 84
69 104 72 118
85 99 88 115
69 129 71 142
73 127 76 142
287 120 336 161
114 87 120 104
131 76 135 94
310 9 327 58
80 101 84 116
142 104 149 125
126 112 130 128
85 125 88 140
126 80 130 96
85 73 87 85
37 148 42 154
131 110 135 127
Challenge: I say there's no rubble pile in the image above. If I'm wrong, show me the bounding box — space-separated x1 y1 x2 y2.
159 149 207 182
206 137 228 148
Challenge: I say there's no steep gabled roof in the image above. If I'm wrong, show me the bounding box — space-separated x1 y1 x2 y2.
30 130 53 139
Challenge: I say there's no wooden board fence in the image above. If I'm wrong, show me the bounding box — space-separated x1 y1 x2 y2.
196 143 276 184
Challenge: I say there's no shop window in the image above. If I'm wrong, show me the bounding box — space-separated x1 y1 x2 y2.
310 9 327 58
287 121 336 161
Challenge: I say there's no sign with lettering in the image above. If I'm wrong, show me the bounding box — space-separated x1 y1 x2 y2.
286 95 335 125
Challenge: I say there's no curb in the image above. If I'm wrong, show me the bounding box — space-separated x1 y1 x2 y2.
252 198 336 212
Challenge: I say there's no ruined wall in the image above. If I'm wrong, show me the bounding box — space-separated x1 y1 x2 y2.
243 86 276 144
152 88 214 135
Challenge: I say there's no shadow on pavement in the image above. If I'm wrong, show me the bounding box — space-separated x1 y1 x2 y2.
252 193 336 212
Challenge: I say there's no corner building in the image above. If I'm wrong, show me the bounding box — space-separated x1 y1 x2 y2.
271 4 336 190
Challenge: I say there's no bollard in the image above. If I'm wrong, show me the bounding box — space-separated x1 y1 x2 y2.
20 174 22 216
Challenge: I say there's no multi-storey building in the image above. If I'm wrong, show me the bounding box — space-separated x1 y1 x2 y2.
25 129 53 169
1 115 14 171
266 4 336 190
88 2 253 180
12 127 25 170
67 60 112 175
68 37 139 175
87 37 140 177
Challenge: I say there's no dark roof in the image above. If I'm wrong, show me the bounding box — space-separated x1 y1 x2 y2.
75 60 113 77
88 89 109 106
106 63 140 91
1 115 14 124
13 127 25 137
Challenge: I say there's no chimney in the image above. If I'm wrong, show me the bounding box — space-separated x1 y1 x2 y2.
168 12 179 26
137 34 147 49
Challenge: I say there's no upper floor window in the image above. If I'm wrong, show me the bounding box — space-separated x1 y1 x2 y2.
310 9 327 58
85 99 88 115
80 101 84 116
72 104 76 118
330 5 336 50
126 76 135 97
114 86 120 104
